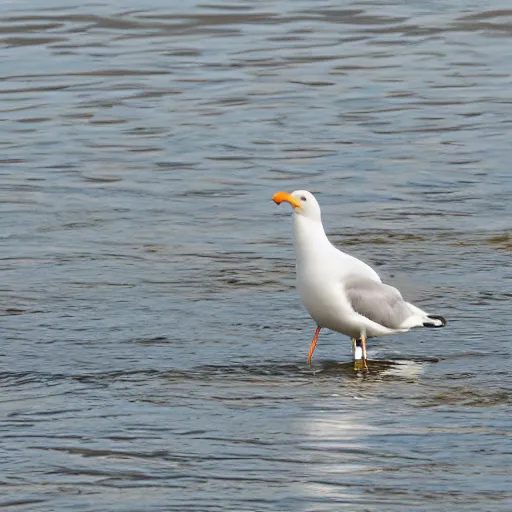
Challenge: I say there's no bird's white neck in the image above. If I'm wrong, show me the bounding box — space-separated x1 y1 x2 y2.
292 213 330 261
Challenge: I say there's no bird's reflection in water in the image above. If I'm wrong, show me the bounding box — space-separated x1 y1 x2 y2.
295 357 432 506
309 357 429 381
295 390 376 504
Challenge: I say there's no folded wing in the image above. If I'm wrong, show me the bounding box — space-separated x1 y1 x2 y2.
344 275 414 329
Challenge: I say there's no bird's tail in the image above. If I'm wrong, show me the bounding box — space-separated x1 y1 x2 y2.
423 314 447 328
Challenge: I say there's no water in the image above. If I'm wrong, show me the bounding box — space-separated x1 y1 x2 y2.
1 0 511 510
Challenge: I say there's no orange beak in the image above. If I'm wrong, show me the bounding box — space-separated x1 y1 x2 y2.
272 191 301 209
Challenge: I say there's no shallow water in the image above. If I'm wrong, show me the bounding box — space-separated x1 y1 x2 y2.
1 0 511 510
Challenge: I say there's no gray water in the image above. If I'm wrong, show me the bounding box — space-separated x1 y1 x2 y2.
1 0 511 510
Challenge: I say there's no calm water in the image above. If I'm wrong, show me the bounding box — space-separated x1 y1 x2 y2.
1 0 511 510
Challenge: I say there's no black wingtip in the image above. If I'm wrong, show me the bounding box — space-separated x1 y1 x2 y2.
423 314 447 328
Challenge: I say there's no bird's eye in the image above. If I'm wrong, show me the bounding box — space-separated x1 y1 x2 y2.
300 196 307 201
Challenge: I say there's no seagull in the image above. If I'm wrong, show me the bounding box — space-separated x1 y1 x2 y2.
272 190 446 370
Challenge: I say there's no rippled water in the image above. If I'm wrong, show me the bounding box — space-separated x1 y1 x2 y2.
1 0 511 510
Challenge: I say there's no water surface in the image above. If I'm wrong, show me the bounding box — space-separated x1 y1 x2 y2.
1 0 511 510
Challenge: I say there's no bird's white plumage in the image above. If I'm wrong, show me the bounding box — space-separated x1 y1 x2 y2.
280 190 444 340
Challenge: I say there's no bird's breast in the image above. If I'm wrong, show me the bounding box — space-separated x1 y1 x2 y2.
296 262 351 330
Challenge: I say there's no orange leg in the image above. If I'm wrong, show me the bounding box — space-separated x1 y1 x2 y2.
307 326 321 365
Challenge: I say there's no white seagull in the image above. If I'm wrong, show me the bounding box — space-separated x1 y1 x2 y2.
273 190 446 370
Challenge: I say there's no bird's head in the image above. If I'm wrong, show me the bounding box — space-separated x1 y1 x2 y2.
272 190 321 221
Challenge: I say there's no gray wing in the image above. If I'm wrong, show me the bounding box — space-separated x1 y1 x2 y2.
344 275 413 329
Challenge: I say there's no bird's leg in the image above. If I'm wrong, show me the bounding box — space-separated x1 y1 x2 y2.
353 337 369 371
307 326 321 365
361 335 369 370
353 338 364 371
